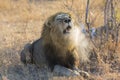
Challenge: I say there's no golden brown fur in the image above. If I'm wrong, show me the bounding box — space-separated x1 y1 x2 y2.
21 12 93 71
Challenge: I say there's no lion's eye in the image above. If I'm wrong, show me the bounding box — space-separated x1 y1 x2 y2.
56 18 63 22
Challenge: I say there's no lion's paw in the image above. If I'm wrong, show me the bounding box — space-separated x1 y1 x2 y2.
53 65 80 76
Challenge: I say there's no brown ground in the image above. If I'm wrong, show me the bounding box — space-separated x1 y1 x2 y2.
0 0 120 80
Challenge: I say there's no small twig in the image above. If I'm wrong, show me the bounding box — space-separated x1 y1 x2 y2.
115 23 120 46
85 0 90 31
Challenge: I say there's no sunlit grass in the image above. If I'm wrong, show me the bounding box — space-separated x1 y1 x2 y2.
0 0 120 80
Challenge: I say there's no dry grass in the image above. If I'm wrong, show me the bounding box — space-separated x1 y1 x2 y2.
0 0 120 80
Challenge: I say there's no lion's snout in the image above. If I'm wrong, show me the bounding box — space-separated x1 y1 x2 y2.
64 18 71 23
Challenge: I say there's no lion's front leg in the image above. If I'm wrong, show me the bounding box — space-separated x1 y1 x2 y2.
53 65 80 76
73 67 90 78
68 49 90 78
53 65 90 79
67 49 79 69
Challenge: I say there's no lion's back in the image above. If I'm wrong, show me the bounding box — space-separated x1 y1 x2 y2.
21 38 48 68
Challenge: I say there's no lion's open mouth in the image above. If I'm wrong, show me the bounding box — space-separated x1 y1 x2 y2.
63 26 72 34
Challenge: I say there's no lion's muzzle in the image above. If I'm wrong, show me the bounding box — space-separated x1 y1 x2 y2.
63 18 72 34
64 18 71 23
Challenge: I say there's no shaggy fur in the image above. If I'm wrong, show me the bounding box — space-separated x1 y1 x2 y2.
21 12 93 70
41 12 93 69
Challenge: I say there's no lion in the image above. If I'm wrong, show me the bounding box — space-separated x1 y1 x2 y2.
21 12 93 78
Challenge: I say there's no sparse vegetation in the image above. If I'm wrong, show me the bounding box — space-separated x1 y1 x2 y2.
0 0 120 80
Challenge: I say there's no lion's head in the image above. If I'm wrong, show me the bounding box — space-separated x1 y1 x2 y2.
44 12 75 34
42 12 79 47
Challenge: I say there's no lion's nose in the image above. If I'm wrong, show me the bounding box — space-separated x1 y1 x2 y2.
64 19 71 23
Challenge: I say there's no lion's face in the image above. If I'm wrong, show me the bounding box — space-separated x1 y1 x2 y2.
54 13 74 35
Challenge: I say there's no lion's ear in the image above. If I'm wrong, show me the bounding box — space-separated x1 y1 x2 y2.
44 19 52 28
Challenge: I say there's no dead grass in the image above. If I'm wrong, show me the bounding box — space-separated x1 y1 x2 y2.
0 0 120 80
